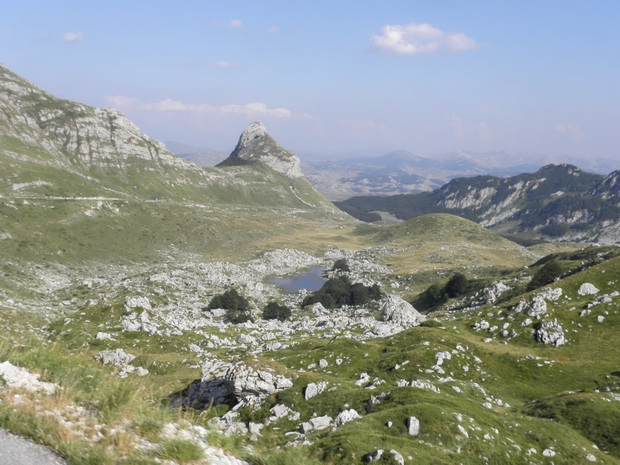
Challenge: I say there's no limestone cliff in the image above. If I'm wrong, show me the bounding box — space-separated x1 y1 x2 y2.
218 122 303 179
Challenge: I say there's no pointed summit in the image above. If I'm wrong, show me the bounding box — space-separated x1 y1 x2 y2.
218 122 303 178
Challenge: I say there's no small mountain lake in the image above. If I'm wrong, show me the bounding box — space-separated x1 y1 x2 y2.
268 266 326 294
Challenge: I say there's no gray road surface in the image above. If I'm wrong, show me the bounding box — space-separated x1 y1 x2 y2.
0 429 68 465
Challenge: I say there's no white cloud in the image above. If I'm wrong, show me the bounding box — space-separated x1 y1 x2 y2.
63 32 82 42
554 124 584 142
105 96 304 119
229 19 243 29
266 26 281 34
212 61 238 69
370 23 478 55
445 115 491 140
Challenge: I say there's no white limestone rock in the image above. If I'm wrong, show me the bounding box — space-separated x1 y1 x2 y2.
0 361 58 394
222 122 303 179
95 348 136 367
124 296 152 311
534 319 566 346
334 409 361 427
578 283 600 296
407 416 420 436
304 381 329 400
380 295 425 328
300 415 332 433
225 362 293 402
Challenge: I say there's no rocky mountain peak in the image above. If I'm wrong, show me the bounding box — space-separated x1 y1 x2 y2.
218 122 303 179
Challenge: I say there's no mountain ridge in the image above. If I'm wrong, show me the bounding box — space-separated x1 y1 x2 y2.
337 163 620 244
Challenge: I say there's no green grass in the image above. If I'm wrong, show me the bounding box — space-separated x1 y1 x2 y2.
156 439 204 463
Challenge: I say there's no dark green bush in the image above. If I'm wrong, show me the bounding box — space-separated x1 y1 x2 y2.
208 289 249 311
207 289 252 324
263 301 292 321
331 258 350 272
527 260 562 291
302 276 383 309
444 272 469 298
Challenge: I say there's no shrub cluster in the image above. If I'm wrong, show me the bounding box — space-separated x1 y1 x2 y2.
527 260 563 291
207 289 252 324
302 276 382 309
262 301 292 321
331 258 350 272
421 272 470 308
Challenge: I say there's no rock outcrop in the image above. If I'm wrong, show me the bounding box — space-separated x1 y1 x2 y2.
534 319 566 346
225 362 293 403
218 122 303 179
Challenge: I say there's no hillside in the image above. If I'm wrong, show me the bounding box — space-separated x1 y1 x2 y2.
1 64 619 465
337 163 620 244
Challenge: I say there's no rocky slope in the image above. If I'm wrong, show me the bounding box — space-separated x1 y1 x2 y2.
337 163 620 244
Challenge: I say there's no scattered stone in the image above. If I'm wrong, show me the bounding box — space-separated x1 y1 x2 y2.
95 332 115 341
124 296 152 310
542 449 556 457
355 373 371 386
457 424 469 438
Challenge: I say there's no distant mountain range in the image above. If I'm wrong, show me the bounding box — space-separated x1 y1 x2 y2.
336 163 620 245
171 144 619 201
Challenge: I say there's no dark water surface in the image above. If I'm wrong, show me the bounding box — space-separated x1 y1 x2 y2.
268 266 325 294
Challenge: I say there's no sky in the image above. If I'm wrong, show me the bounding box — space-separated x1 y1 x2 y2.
2 1 620 161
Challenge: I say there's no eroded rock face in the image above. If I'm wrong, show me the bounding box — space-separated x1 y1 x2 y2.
380 295 425 328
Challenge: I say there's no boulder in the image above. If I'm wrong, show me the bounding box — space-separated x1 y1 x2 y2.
534 319 566 346
304 381 328 400
363 450 384 462
94 348 136 367
407 416 420 436
578 283 600 296
380 295 425 328
390 450 405 465
483 282 511 304
225 362 293 402
300 415 332 433
335 409 361 427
